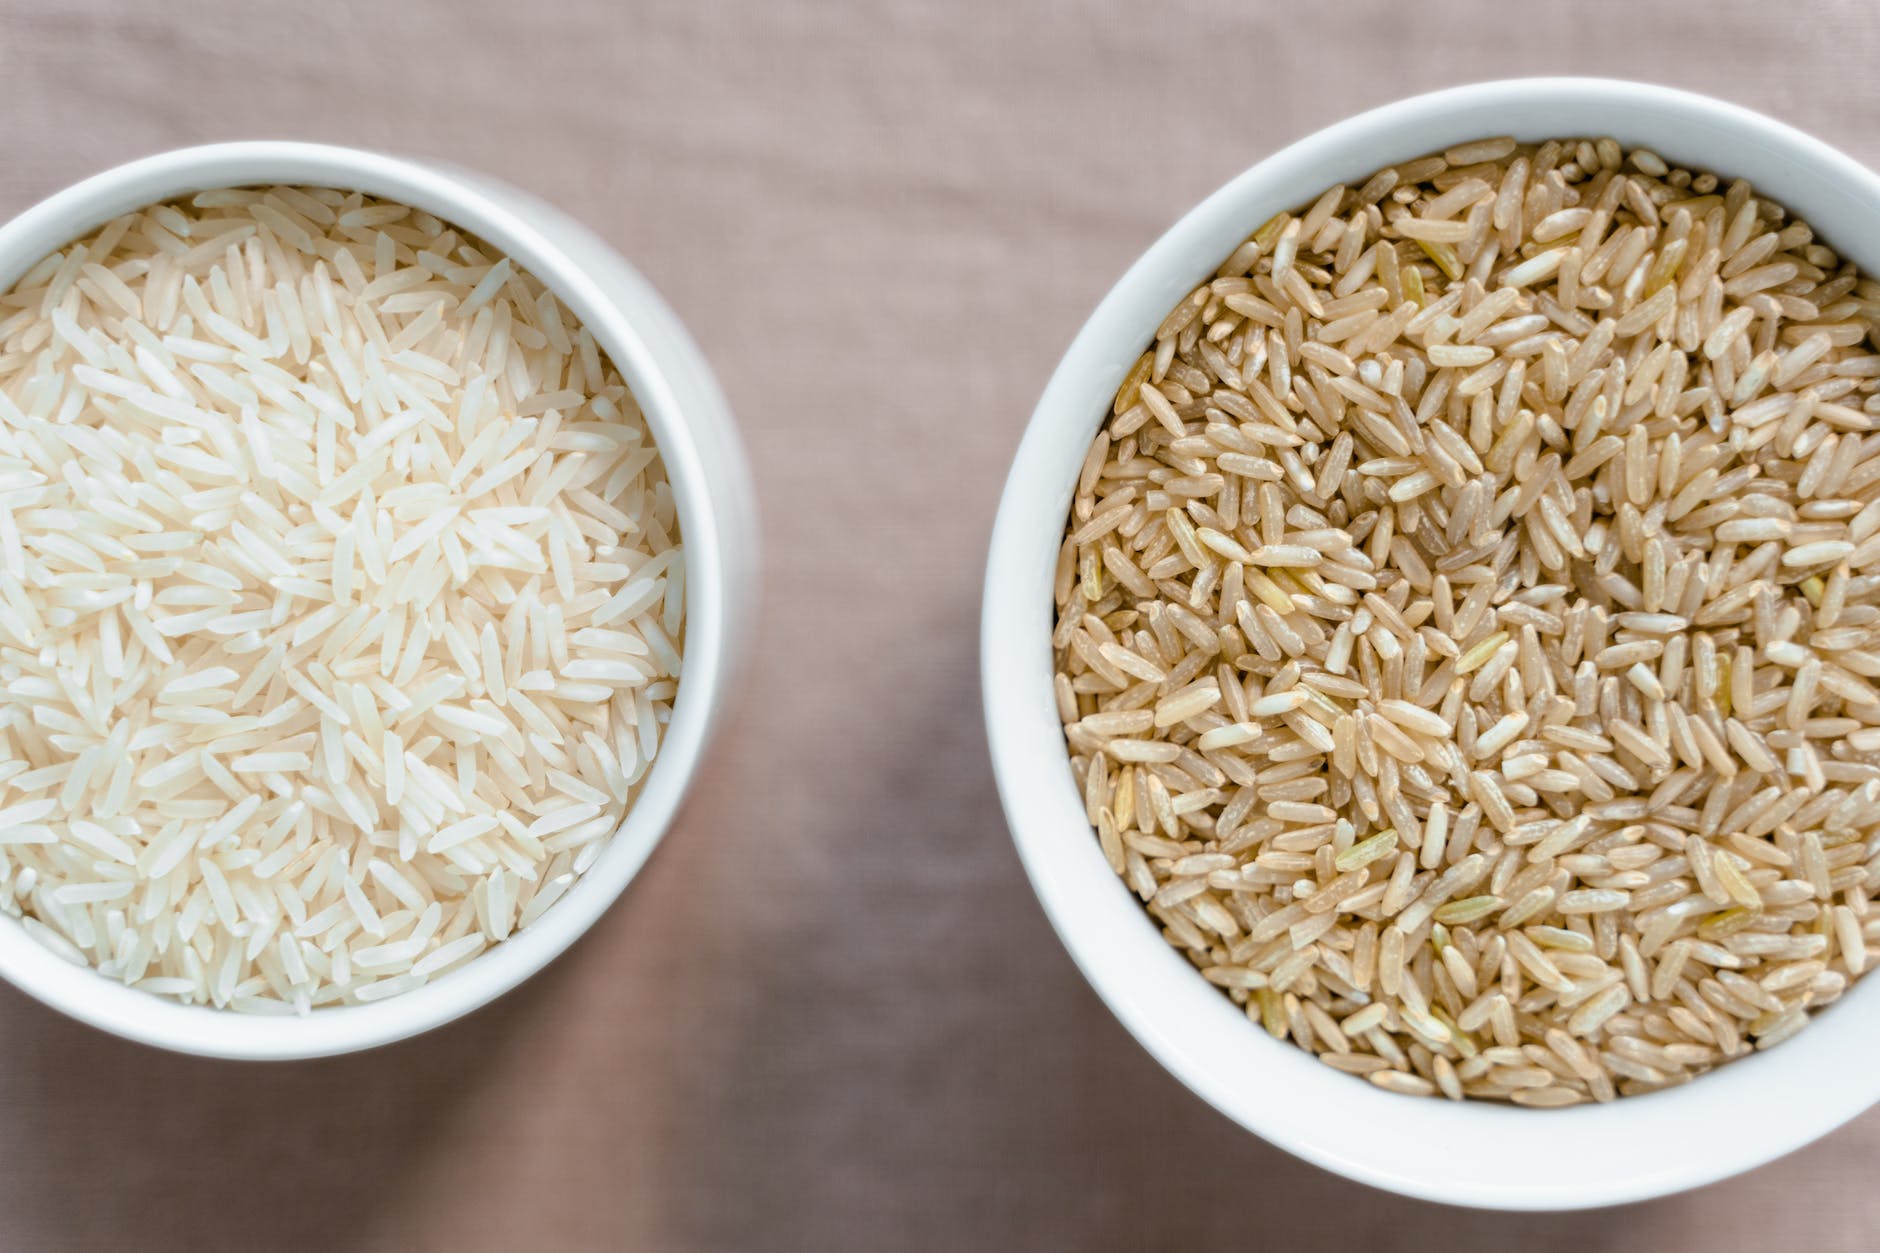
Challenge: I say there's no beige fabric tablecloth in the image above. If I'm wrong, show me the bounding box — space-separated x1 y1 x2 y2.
3 0 1880 1247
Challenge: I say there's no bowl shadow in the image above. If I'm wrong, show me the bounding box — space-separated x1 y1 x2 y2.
0 946 552 1251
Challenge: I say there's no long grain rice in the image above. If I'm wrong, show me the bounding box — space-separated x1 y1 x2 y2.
0 187 684 1012
1054 137 1880 1103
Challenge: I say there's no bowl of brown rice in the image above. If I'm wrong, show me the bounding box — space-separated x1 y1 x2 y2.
0 143 755 1057
983 78 1880 1207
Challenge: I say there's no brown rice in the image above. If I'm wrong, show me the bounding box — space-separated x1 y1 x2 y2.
1054 136 1880 1103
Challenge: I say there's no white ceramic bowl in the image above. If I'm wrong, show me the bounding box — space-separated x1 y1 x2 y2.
0 142 757 1058
983 78 1880 1209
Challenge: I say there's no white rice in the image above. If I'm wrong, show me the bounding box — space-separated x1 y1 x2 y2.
0 186 683 1013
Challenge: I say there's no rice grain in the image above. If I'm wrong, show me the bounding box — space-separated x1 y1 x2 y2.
1054 137 1880 1103
0 187 685 1012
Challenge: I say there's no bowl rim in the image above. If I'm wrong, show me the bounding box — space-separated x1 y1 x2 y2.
0 141 748 1058
983 75 1880 1209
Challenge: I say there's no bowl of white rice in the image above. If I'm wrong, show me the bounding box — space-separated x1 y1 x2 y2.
983 78 1880 1207
0 143 755 1058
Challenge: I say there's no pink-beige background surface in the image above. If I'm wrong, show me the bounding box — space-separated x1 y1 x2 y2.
3 1 1879 1248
